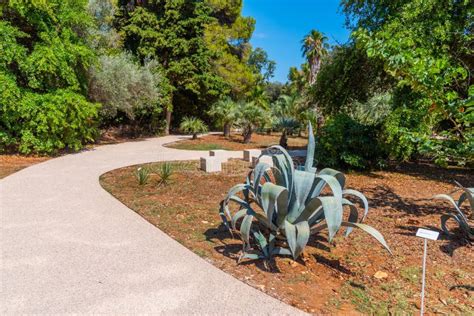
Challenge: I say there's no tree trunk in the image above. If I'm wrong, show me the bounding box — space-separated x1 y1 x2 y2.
192 133 198 140
223 122 231 138
243 126 253 143
164 106 172 135
279 129 288 148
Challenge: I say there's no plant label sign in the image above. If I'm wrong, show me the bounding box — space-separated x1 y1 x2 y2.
416 228 439 241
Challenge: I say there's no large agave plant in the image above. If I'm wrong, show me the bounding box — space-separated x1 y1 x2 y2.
219 123 391 261
434 181 473 240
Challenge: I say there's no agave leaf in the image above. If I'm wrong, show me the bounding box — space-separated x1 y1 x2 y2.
271 247 292 256
342 198 358 236
343 189 369 222
231 209 248 230
261 182 288 226
253 230 269 257
319 196 343 242
284 220 297 258
238 252 262 263
294 196 323 224
292 169 317 214
253 162 272 203
284 220 310 259
434 194 469 223
304 122 315 172
240 214 254 250
311 222 392 254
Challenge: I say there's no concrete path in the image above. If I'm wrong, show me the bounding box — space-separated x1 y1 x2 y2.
1 135 304 314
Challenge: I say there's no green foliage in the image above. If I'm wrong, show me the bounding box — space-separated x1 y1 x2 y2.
248 47 276 82
351 0 473 166
134 166 150 185
157 162 174 185
313 44 392 116
237 102 268 143
88 52 163 123
208 97 238 137
434 182 473 241
1 89 99 154
219 124 391 261
317 114 386 170
180 117 208 139
0 0 99 154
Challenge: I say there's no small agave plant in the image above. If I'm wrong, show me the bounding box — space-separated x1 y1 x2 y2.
434 181 473 240
220 123 391 261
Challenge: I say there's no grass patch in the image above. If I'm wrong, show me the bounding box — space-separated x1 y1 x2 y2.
169 142 229 151
400 266 422 284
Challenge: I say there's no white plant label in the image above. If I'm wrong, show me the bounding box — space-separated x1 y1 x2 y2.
416 228 439 241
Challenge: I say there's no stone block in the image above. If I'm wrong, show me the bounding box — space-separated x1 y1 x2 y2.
243 149 262 162
200 157 221 173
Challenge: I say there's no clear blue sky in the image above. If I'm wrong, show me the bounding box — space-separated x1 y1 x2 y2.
242 0 350 83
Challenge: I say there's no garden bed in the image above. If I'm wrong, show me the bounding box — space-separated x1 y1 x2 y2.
165 133 307 151
0 155 49 179
100 160 473 314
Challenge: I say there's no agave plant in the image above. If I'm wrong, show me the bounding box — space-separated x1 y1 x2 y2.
219 123 391 261
434 181 473 240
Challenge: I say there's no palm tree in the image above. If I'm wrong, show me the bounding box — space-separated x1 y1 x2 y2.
237 102 267 143
272 94 301 147
208 98 238 138
301 30 328 85
180 117 208 140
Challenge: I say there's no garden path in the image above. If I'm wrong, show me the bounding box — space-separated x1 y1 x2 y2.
1 135 304 314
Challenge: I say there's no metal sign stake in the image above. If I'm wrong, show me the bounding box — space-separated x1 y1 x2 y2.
415 228 439 316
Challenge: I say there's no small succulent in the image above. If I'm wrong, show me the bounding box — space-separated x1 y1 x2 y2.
219 123 391 262
134 167 150 185
158 162 174 185
434 181 473 240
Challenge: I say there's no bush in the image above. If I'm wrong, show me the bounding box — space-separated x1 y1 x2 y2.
316 114 386 169
0 89 100 154
88 52 163 126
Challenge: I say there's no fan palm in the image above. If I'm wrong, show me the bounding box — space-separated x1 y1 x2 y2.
180 116 208 140
301 30 328 85
208 98 238 138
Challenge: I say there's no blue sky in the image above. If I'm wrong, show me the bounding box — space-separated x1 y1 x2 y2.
242 0 350 83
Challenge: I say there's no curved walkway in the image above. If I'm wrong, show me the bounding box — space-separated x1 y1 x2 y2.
0 135 303 314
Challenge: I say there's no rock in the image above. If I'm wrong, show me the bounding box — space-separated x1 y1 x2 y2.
374 271 388 279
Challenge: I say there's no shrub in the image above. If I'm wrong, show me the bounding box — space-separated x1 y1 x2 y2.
88 52 163 125
157 162 174 185
0 89 99 154
316 114 386 170
220 123 391 261
134 167 150 185
434 182 473 240
180 117 208 140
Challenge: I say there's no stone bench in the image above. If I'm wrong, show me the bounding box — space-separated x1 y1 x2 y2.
200 157 221 173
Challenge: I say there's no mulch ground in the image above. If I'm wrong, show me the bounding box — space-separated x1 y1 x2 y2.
0 155 49 179
100 159 474 315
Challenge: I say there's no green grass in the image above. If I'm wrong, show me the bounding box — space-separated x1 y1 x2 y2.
400 266 422 284
168 143 229 151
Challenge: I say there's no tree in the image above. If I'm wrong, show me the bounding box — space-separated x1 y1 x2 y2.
301 30 329 85
350 0 473 166
0 0 99 154
117 0 226 135
180 117 208 140
237 102 267 143
208 98 238 138
248 47 276 82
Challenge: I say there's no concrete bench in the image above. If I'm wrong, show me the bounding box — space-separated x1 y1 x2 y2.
243 149 262 162
200 157 221 173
